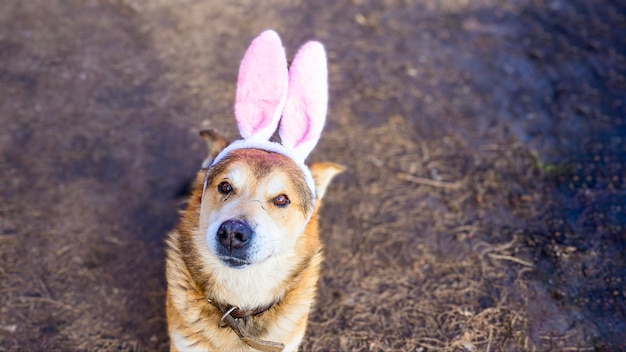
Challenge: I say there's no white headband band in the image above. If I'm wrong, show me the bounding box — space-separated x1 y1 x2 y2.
210 138 316 199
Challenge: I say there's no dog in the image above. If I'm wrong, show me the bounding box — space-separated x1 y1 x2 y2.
165 30 343 352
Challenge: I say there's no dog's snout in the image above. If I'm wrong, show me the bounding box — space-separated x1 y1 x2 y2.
217 219 252 250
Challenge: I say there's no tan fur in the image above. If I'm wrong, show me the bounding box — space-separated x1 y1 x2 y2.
166 132 342 352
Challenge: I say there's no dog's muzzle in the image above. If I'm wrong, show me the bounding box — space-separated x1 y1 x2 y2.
216 219 254 267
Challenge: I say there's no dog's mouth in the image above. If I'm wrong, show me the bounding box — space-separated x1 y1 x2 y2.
218 256 252 268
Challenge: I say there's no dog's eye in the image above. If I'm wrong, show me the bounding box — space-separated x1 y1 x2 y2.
273 194 290 207
217 181 233 195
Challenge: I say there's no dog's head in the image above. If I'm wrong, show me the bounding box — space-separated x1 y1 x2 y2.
195 30 342 269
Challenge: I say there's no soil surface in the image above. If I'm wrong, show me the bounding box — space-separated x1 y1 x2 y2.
1 0 625 351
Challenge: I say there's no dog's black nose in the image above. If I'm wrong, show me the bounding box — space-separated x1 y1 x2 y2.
217 219 252 250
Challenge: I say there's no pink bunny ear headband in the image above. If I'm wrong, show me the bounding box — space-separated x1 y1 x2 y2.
209 30 328 201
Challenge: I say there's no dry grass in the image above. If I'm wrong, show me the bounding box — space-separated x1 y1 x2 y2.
1 0 624 350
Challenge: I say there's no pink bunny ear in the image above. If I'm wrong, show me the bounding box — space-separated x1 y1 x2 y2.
235 30 288 140
279 41 328 160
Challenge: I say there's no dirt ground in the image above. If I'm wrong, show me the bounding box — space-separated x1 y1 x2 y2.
1 0 624 351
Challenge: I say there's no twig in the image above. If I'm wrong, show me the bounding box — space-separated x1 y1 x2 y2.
397 173 462 189
487 253 534 268
18 296 76 311
0 324 17 333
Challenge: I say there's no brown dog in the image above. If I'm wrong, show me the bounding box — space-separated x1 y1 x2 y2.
165 30 342 352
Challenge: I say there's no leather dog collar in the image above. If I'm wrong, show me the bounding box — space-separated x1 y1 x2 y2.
208 298 285 352
216 301 275 320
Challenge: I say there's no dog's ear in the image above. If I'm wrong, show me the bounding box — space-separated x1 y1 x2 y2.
280 41 328 161
235 30 288 141
309 162 344 200
200 130 230 168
